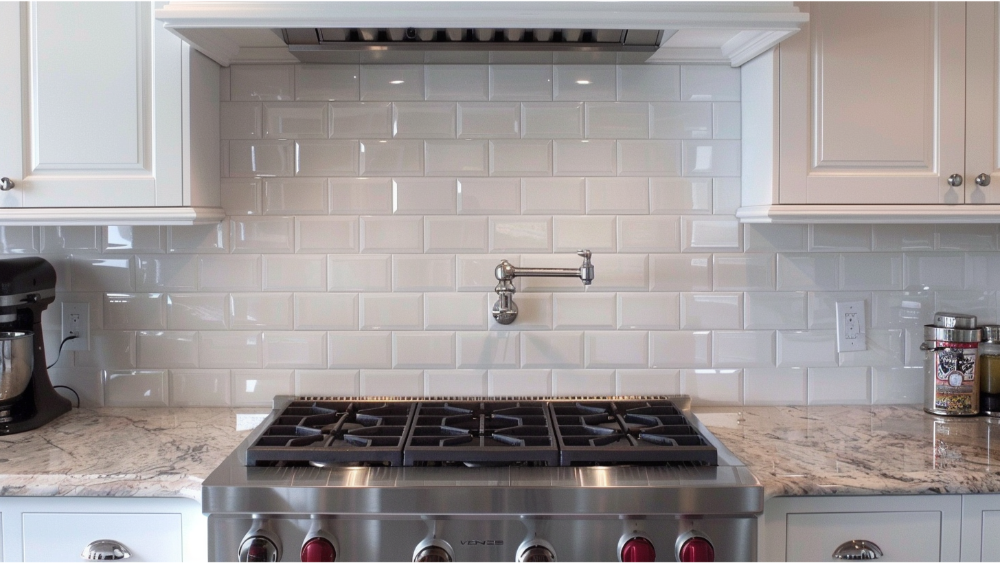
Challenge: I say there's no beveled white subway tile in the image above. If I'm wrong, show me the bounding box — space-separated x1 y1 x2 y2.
167 222 228 253
328 256 391 291
616 369 680 395
872 366 923 404
552 369 615 396
617 216 680 253
104 293 163 330
231 65 294 101
328 331 392 368
392 178 457 214
808 292 871 329
425 217 488 253
490 293 552 330
712 330 775 368
221 139 229 177
230 293 294 329
360 370 425 397
587 254 648 292
521 102 583 139
618 140 680 176
425 140 489 176
712 254 775 291
744 368 807 405
170 369 231 407
873 224 935 251
650 331 711 368
231 369 294 406
937 224 998 250
74 330 135 369
458 102 520 138
458 178 519 214
457 255 517 291
839 329 905 367
649 102 712 139
198 255 261 291
680 65 740 101
231 216 295 253
713 102 741 140
229 140 294 177
220 66 231 101
0 226 38 254
585 331 648 368
744 292 807 330
681 293 742 329
553 294 617 329
393 332 456 368
553 140 617 176
553 65 616 101
776 330 837 367
263 178 327 215
330 102 392 138
425 370 487 397
713 178 741 215
72 256 133 292
586 177 649 214
489 217 551 252
425 293 488 330
777 253 840 291
137 331 197 369
904 252 965 290
585 102 648 139
681 140 740 177
618 293 679 330
935 291 998 324
263 331 327 368
745 224 808 252
295 64 360 101
682 216 741 252
263 102 327 139
841 253 904 290
361 216 423 253
263 255 326 291
166 293 227 330
966 253 1000 290
221 179 260 216
360 293 423 330
329 177 393 214
295 217 359 253
104 370 168 407
360 65 424 101
296 140 360 176
649 178 712 214
458 332 520 368
295 293 357 330
221 102 262 140
553 216 616 253
617 65 680 101
488 369 551 396
393 255 455 291
650 254 712 291
521 331 583 368
393 102 456 138
42 227 98 253
904 327 924 367
426 65 489 101
871 290 934 329
521 178 586 214
359 140 424 176
490 65 552 101
490 140 552 176
680 369 743 406
295 369 360 397
810 225 872 252
199 331 262 369
808 367 871 405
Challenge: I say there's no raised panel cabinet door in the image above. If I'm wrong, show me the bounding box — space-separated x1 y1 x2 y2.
786 511 942 562
22 512 182 562
779 2 967 205
966 3 1000 204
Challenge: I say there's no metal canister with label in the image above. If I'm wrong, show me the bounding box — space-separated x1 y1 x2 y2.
922 312 982 416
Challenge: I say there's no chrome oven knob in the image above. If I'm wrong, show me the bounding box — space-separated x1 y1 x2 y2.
238 536 280 562
414 546 452 562
518 545 556 562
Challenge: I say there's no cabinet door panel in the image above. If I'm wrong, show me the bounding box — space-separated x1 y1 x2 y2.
981 511 1000 562
786 511 941 562
22 512 181 562
780 2 966 205
966 3 1000 204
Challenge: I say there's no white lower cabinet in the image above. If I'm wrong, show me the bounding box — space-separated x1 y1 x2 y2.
960 494 1000 561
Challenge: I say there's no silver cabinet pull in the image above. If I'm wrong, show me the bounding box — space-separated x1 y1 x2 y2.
832 539 883 560
976 173 992 187
948 174 964 187
0 177 13 191
81 539 132 560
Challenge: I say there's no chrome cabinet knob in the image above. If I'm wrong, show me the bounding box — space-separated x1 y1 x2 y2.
0 177 13 191
832 539 883 560
948 174 964 187
976 173 992 187
81 539 131 560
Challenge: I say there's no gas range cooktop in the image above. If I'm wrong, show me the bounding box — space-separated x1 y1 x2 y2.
244 397 718 467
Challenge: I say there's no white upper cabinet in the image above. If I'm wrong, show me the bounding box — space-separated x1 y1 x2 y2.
740 2 1000 223
0 2 223 225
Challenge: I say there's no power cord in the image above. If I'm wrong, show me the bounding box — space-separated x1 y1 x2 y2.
46 334 78 369
53 385 80 408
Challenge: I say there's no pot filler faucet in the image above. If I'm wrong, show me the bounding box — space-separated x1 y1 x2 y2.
492 250 594 324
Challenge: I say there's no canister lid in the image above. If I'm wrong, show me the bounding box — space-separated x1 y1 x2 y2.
983 325 1000 342
933 312 977 329
924 325 982 343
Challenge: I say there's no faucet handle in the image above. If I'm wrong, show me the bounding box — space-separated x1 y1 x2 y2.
577 249 591 261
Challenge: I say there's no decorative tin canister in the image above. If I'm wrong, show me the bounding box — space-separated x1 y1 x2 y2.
922 312 981 416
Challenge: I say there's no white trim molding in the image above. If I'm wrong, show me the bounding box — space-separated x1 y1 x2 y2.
0 206 225 226
737 204 1000 224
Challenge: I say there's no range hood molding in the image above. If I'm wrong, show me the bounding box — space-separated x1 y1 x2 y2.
157 1 807 67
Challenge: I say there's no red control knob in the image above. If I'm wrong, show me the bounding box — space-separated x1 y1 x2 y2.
678 537 715 563
301 537 337 562
620 537 656 562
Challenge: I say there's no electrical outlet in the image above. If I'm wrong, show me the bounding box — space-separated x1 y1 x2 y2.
836 300 866 353
61 302 90 351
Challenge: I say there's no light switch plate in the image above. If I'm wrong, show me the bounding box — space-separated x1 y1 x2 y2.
836 300 866 352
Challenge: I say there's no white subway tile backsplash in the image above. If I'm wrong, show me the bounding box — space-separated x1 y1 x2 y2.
490 65 552 101
746 224 807 252
522 103 583 139
425 293 488 330
231 216 295 253
553 294 617 329
713 102 741 140
137 331 197 369
361 216 423 253
682 217 741 252
359 140 424 176
650 102 712 139
263 178 327 215
650 331 711 368
872 224 936 251
553 65 616 101
681 293 742 329
616 369 681 395
458 178 519 214
295 217 359 253
617 65 679 102
392 178 457 214
263 102 327 139
872 366 923 404
586 177 648 214
713 178 741 215
394 332 455 368
649 178 712 214
329 177 393 214
75 331 135 369
650 254 712 291
713 254 775 291
744 292 807 330
553 140 617 176
490 140 552 175
231 369 294 406
587 254 649 292
937 224 998 251
458 103 520 138
229 140 295 177
488 369 550 396
712 330 774 368
552 369 616 396
296 140 360 176
263 331 327 368
585 103 648 139
871 291 934 329
521 331 583 368
295 369 360 397
776 330 837 367
839 329 905 367
425 370 488 397
841 253 904 290
231 65 294 101
553 216 616 253
329 331 392 368
136 255 197 292
72 257 133 292
680 369 742 406
199 332 262 369
744 368 806 405
457 254 516 291
295 65 360 101
330 102 393 138
0 227 38 254
361 65 424 101
681 140 740 176
808 367 871 405
521 178 586 214
617 140 680 176
104 293 163 330
426 140 489 176
490 293 552 330
458 332 520 368
230 293 294 329
198 255 261 291
264 255 326 291
777 254 840 291
166 293 227 330
295 293 358 330
425 217 489 253
168 223 228 253
360 370 425 396
221 102 262 140
617 216 679 253
905 252 965 290
170 370 231 407
426 65 489 101
104 370 168 407
393 255 455 291
221 179 261 216
810 225 872 252
393 102 456 138
490 217 551 252
360 293 423 330
680 65 740 101
42 227 98 253
618 293 679 330
935 291 998 324
585 331 647 368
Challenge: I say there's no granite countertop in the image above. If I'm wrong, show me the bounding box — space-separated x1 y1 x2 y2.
0 407 259 501
697 404 1000 499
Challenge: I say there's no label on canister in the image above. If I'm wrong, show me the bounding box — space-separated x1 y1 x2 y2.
931 341 978 413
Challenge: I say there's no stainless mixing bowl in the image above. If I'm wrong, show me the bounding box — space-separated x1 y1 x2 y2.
0 331 34 401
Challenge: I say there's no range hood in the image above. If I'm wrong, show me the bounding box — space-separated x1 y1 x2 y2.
156 2 807 67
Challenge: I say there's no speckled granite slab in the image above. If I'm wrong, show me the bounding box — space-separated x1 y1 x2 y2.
0 408 260 500
696 405 1000 499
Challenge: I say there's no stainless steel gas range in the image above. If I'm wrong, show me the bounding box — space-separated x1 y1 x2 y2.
203 396 762 562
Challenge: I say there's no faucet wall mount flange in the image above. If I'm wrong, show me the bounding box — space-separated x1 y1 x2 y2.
492 250 594 325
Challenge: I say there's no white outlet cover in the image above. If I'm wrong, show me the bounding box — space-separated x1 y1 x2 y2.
61 302 90 351
836 300 867 352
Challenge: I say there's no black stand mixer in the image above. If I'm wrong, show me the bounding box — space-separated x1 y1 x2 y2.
0 257 71 434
